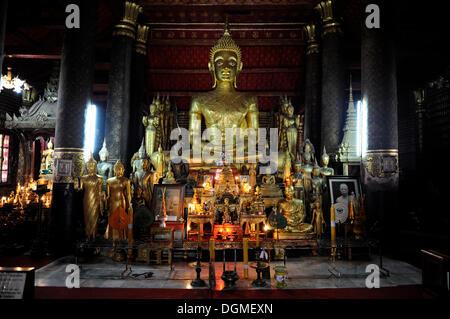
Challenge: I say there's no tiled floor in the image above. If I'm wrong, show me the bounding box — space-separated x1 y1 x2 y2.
35 254 421 290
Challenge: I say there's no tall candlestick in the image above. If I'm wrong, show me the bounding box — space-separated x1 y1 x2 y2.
256 223 260 247
209 237 215 262
243 238 249 279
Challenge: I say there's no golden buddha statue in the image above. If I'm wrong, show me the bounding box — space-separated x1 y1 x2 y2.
77 154 104 241
105 160 132 241
41 139 54 173
282 102 300 159
277 185 313 236
283 151 293 183
140 161 157 208
142 98 160 157
291 158 308 201
150 145 165 179
189 21 259 160
311 200 325 238
97 139 114 188
162 165 176 184
249 163 257 189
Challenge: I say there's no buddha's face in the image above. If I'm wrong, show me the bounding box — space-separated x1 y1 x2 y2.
139 148 145 159
150 103 156 115
99 152 107 162
211 50 239 83
287 105 294 117
294 163 302 172
114 165 124 178
322 155 329 166
86 162 97 175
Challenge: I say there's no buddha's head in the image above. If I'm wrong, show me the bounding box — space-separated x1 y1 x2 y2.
47 139 53 150
99 139 109 162
294 161 302 173
209 21 242 88
86 154 97 176
158 145 162 153
287 104 294 117
138 140 146 159
284 185 295 200
322 146 329 167
114 160 125 178
149 99 157 115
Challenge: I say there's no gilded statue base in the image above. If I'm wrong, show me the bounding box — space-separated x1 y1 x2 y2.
274 231 316 240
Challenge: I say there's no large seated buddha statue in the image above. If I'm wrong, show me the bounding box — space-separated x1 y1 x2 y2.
189 22 259 164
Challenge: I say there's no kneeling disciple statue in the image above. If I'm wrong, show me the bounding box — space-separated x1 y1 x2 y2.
277 185 313 238
76 154 104 241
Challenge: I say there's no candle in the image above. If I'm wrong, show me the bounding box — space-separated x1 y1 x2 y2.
256 223 260 247
243 238 249 279
330 204 336 259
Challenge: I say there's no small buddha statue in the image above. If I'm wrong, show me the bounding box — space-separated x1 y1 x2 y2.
240 176 251 193
188 21 259 160
222 197 232 224
76 154 104 241
302 148 314 179
203 176 213 193
162 165 176 184
248 164 257 189
131 139 147 176
277 185 313 234
320 146 335 177
141 162 157 208
97 139 114 189
283 151 293 183
105 160 132 241
291 158 307 201
311 200 325 238
282 102 299 159
310 160 325 204
150 145 165 180
142 98 160 157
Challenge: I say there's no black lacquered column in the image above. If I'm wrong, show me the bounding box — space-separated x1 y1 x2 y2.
51 0 97 253
128 24 149 168
104 1 142 168
0 0 7 73
361 0 399 224
303 23 321 148
315 0 345 161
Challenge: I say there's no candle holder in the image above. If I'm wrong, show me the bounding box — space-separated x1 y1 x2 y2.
252 247 269 287
30 184 50 257
191 246 206 287
220 249 239 290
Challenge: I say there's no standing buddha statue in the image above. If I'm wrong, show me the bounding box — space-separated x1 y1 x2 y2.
105 160 132 241
291 157 308 202
77 154 104 241
142 98 160 157
189 21 259 160
150 145 165 180
41 139 55 173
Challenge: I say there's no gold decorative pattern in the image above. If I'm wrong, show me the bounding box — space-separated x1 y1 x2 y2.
363 149 399 179
53 148 85 183
113 1 143 40
315 0 342 36
136 24 150 55
303 24 319 55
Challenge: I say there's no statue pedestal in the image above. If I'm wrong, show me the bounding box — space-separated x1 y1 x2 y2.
274 231 316 240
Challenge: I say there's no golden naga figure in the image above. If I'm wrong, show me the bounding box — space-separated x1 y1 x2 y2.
77 154 104 241
189 21 259 158
142 98 160 157
277 185 313 235
105 160 132 241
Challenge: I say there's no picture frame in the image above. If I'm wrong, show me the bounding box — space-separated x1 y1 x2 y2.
55 159 72 177
326 175 361 205
151 184 185 221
